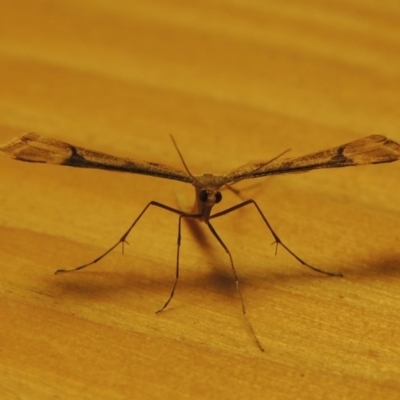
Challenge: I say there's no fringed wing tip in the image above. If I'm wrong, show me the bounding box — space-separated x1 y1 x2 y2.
0 133 39 157
0 133 70 163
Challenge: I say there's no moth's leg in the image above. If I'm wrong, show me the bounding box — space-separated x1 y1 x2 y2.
205 221 264 352
210 200 342 277
156 214 198 313
55 201 196 274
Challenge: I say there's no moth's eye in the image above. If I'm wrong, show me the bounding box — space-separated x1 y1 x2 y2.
199 189 208 203
215 192 222 204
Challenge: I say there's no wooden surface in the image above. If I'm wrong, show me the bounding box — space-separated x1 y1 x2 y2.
1 1 400 399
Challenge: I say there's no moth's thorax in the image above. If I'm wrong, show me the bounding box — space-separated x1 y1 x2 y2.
194 173 227 187
192 173 226 222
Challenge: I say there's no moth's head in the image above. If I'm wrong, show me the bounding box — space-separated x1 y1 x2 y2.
194 185 223 221
191 174 227 221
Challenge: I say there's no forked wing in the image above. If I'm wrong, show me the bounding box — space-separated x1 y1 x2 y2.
0 133 193 183
225 135 400 184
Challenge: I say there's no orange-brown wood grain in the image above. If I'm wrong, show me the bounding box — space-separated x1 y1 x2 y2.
1 1 400 399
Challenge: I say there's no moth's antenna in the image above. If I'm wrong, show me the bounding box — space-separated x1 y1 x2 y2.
170 135 202 185
226 148 292 187
249 148 291 174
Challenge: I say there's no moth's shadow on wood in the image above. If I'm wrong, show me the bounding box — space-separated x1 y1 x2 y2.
342 251 400 280
266 252 400 284
47 266 238 301
46 248 400 304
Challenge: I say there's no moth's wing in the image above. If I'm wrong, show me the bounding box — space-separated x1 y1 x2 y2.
225 135 400 184
0 133 193 184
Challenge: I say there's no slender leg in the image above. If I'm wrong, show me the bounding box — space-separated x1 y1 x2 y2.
206 221 264 352
210 199 342 277
55 201 199 274
156 214 198 314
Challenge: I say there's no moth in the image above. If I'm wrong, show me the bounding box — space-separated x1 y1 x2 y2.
1 132 400 351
